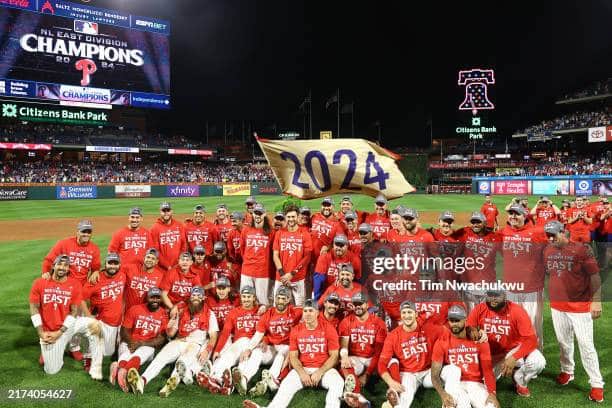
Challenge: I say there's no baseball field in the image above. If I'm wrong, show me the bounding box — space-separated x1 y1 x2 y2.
0 194 609 407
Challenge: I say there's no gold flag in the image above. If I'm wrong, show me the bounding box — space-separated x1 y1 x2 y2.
256 137 415 199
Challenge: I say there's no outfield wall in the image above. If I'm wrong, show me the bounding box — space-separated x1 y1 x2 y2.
0 182 283 200
471 175 612 196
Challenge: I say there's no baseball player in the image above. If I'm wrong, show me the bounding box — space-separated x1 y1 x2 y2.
318 263 365 318
227 211 245 267
128 286 218 396
243 299 344 408
411 266 465 326
338 292 387 398
81 253 126 360
244 196 256 225
206 276 240 331
480 194 499 231
500 203 548 348
342 210 363 255
124 248 165 311
29 254 104 379
319 292 342 327
214 203 233 243
298 206 312 231
197 286 261 395
273 212 286 231
336 195 365 223
150 202 187 271
565 196 594 243
530 196 560 226
364 194 391 241
234 286 303 396
108 207 152 266
543 220 604 403
431 305 500 408
378 300 461 408
467 290 546 397
207 241 240 290
190 245 210 290
184 204 219 256
272 205 313 306
310 197 344 265
240 203 274 306
314 234 361 301
111 287 168 392
160 252 202 310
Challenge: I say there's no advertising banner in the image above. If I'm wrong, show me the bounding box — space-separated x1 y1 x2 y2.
1 101 108 125
56 185 97 199
593 179 611 196
166 185 199 197
477 181 491 194
115 185 150 198
0 142 51 150
588 127 607 143
168 148 213 156
0 187 28 200
223 184 251 196
252 182 282 195
532 180 570 195
575 179 593 196
86 146 139 153
492 180 528 195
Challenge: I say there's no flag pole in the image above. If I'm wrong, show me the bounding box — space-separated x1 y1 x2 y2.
337 88 341 138
351 102 355 138
309 89 313 139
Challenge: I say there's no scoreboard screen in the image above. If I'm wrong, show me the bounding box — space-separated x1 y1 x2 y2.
0 0 170 109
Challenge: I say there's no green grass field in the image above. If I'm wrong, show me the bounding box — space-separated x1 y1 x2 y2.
0 194 609 407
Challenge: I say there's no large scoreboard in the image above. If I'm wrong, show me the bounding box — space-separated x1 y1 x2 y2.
0 0 170 110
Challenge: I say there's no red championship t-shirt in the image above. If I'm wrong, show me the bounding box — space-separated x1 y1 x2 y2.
150 218 187 270
310 214 343 262
273 228 313 281
184 220 219 256
42 237 101 284
338 313 387 358
480 203 499 229
29 277 82 332
500 224 547 292
214 306 260 352
290 320 339 368
240 226 273 279
81 271 126 326
108 226 152 266
160 267 202 305
124 264 165 310
122 303 168 342
206 295 239 330
315 251 362 286
364 212 391 240
256 305 303 345
175 301 217 338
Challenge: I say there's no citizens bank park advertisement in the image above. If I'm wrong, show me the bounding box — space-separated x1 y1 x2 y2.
0 0 170 109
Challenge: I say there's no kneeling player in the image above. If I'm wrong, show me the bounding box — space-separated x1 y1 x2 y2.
29 255 104 380
243 299 344 408
431 305 500 408
127 286 218 396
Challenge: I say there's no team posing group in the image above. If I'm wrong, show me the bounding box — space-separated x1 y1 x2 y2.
29 193 608 407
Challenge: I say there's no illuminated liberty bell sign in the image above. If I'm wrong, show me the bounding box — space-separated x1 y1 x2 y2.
458 68 495 115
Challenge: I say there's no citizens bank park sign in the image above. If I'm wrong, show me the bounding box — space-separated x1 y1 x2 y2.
1 102 107 125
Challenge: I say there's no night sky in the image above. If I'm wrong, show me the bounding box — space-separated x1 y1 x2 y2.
98 0 612 147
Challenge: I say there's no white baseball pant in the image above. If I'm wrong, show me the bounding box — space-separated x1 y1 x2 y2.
493 345 545 385
141 339 202 384
266 367 344 408
242 344 289 382
397 365 462 408
211 337 251 380
274 280 306 307
117 342 156 366
40 316 103 377
506 290 543 349
241 275 271 306
453 381 497 408
348 356 372 376
551 308 604 388
100 322 119 357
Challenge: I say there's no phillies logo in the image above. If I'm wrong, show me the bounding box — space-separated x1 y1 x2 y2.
75 59 97 86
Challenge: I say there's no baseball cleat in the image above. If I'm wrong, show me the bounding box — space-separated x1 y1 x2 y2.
589 387 604 403
221 368 233 389
127 368 144 394
207 377 222 394
201 360 212 376
243 400 262 408
176 360 187 383
343 374 357 395
386 389 399 407
515 383 531 397
117 368 129 393
196 370 210 390
83 357 91 373
232 367 247 396
69 351 84 361
556 372 574 385
159 376 179 398
343 392 371 408
109 361 119 385
262 369 279 391
248 380 268 397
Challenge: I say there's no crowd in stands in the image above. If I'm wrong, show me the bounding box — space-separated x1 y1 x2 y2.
560 78 611 100
0 161 276 183
478 156 611 177
519 109 610 135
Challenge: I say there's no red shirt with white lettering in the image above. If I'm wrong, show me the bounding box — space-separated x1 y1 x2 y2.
29 277 82 332
455 228 501 284
42 237 101 284
588 202 605 231
544 243 599 313
206 295 239 330
184 220 219 256
378 319 447 374
318 282 365 318
108 226 152 266
500 224 547 292
215 306 260 352
160 266 202 305
290 319 340 368
207 257 239 287
480 203 499 229
175 301 217 339
310 213 343 263
566 207 593 239
226 228 243 264
256 306 303 345
122 303 168 342
345 230 362 255
467 301 537 360
240 226 273 279
534 207 557 226
315 251 362 286
364 212 391 240
432 335 496 393
215 219 233 243
339 313 387 359
150 218 187 270
81 271 126 326
273 228 313 281
124 264 165 310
